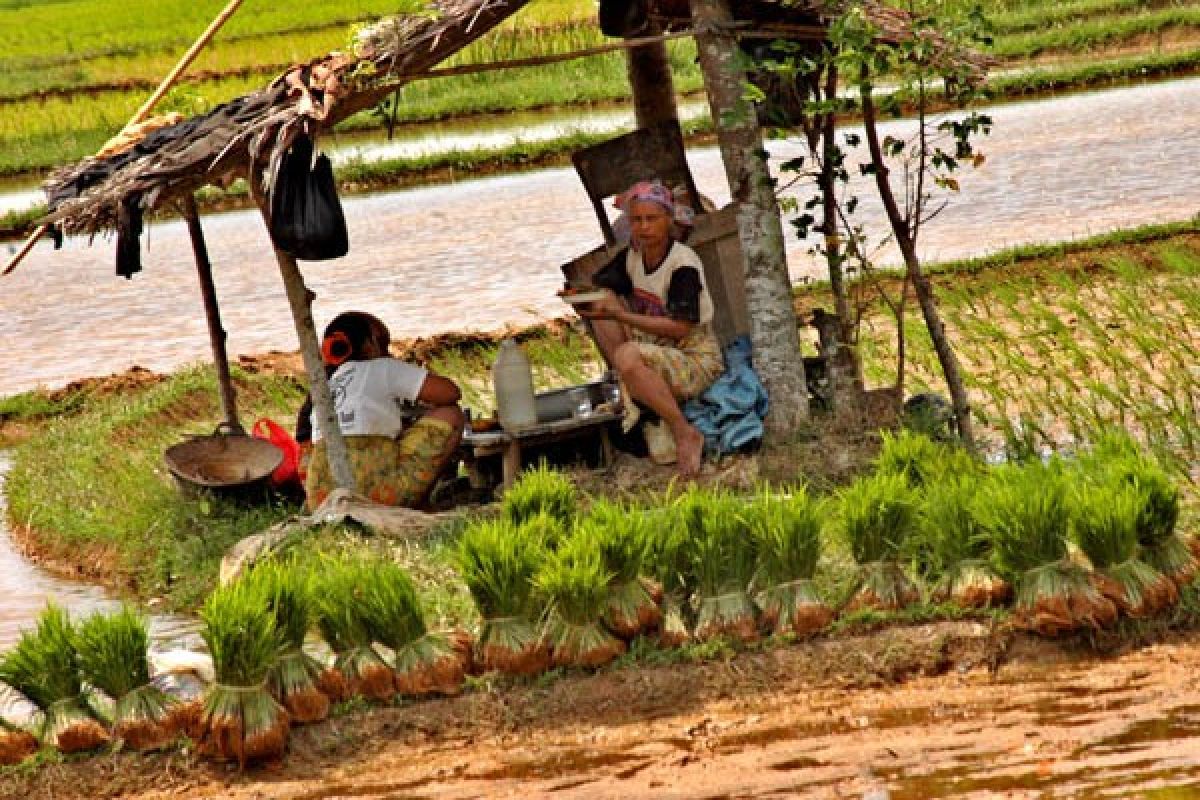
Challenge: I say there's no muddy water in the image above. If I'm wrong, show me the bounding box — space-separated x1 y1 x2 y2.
3 78 1200 396
0 455 198 653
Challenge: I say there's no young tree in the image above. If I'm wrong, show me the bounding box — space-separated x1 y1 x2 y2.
760 1 992 448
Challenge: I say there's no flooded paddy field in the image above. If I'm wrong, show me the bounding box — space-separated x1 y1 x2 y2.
3 78 1200 397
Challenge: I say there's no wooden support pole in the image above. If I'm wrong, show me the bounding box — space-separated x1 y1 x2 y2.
182 195 241 434
689 0 810 434
625 28 679 129
257 202 356 492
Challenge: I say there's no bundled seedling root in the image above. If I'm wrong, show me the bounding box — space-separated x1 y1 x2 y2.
695 591 760 642
339 648 397 701
314 665 349 703
393 631 473 696
656 595 692 649
76 607 179 751
1014 561 1116 636
272 651 329 724
844 561 921 613
604 578 662 640
947 563 1011 610
199 583 289 765
756 580 834 637
0 605 109 754
0 720 37 765
479 618 551 675
538 532 627 668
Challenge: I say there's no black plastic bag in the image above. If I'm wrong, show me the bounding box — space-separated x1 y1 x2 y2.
268 135 349 261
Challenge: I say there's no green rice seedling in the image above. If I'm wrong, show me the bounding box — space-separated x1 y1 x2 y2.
835 472 920 612
579 499 661 639
646 500 697 647
535 531 626 668
686 488 759 643
519 509 570 551
355 558 470 698
977 463 1116 636
747 487 833 637
456 516 551 675
0 716 38 766
1108 454 1195 590
310 556 397 702
0 605 109 753
915 475 1010 609
875 429 978 488
501 463 578 527
242 563 328 724
74 606 178 750
198 582 288 766
1071 480 1173 616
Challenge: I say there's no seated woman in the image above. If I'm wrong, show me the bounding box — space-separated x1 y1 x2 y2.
299 311 465 510
581 181 723 476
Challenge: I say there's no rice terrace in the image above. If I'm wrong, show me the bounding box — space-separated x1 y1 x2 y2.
3 0 1200 797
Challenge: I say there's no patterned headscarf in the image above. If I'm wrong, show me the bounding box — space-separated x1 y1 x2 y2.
618 180 675 216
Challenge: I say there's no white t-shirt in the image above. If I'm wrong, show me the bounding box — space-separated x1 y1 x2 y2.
309 358 428 441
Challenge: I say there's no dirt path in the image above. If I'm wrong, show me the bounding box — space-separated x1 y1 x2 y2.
5 622 1200 799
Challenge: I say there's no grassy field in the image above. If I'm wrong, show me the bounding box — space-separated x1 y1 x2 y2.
0 0 1198 181
4 221 1199 610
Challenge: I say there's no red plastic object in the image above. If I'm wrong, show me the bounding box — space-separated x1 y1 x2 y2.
251 418 304 491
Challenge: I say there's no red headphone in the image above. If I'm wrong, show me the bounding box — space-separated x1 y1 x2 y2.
321 331 352 366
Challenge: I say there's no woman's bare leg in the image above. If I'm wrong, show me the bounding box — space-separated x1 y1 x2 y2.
613 343 705 476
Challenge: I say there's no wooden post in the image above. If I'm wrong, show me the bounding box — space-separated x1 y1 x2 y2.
257 201 356 491
625 30 679 128
182 195 241 433
689 0 810 434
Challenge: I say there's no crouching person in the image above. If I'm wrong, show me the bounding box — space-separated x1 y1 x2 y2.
299 310 464 510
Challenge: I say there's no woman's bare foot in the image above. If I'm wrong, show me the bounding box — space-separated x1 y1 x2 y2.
674 423 705 477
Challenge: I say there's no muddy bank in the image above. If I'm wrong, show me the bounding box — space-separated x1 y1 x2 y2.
6 620 1200 799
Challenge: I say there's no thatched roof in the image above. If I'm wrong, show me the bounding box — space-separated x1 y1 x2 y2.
40 0 985 239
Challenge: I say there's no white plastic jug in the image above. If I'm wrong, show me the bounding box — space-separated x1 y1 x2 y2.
493 338 537 431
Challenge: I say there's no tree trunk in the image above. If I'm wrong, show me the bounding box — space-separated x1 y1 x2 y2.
859 86 976 450
625 32 678 129
818 63 854 344
690 0 809 434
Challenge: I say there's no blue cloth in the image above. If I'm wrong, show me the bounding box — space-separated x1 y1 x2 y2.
683 335 769 455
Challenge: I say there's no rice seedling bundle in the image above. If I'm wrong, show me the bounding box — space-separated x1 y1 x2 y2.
535 532 626 668
979 463 1116 636
0 605 109 753
835 473 921 613
580 499 661 639
355 558 469 698
520 509 570 551
502 463 577 527
74 606 178 750
645 503 695 648
875 430 976 489
1070 481 1171 617
0 717 38 766
243 563 328 724
915 475 1010 609
198 582 289 766
456 516 551 675
747 487 833 637
311 557 397 702
1112 455 1196 591
685 488 759 643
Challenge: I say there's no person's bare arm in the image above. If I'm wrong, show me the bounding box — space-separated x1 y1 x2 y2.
579 292 693 341
417 372 462 406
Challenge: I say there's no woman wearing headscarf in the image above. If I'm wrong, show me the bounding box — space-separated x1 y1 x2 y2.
299 310 465 510
581 181 723 476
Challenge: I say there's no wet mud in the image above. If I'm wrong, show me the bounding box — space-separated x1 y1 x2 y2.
5 622 1200 798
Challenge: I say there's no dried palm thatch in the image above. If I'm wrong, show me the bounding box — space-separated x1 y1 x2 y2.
40 0 534 237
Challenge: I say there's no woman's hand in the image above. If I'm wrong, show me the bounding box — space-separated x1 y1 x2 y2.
578 292 626 323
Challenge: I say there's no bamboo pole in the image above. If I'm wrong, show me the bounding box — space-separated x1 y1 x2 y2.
182 194 242 434
3 0 246 277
